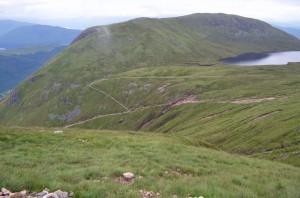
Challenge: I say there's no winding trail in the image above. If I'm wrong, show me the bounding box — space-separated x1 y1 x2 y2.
89 81 129 111
64 75 279 128
64 103 169 128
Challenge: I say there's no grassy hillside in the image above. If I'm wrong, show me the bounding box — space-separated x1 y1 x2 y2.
0 127 299 198
69 64 299 167
0 14 299 167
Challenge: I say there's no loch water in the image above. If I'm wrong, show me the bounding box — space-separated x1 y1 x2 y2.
222 51 300 66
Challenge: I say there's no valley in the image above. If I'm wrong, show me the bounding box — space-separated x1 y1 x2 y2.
0 20 81 98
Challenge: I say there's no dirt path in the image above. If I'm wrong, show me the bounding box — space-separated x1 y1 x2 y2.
64 75 280 128
64 103 169 128
89 81 129 111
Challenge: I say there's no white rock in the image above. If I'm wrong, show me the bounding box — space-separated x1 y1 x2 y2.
123 172 134 179
54 190 68 198
43 193 59 198
1 188 11 195
54 130 63 134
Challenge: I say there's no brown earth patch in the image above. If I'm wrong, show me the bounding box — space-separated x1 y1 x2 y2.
231 97 276 104
202 109 230 120
254 109 282 121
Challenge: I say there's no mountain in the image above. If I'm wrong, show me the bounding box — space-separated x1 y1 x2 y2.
0 22 81 97
0 46 65 96
0 13 300 167
277 27 300 39
0 25 81 48
0 20 34 37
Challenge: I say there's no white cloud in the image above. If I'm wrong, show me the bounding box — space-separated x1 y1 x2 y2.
0 0 299 28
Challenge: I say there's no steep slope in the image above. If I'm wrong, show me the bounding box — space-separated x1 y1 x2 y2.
0 25 81 48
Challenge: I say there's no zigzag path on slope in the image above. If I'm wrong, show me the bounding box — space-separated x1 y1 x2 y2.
64 75 279 128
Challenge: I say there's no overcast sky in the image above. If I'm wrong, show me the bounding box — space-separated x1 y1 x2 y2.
0 0 299 29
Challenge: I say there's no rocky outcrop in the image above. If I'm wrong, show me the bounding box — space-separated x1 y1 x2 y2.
1 188 73 198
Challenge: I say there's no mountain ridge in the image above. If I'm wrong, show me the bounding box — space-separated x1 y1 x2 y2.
0 20 34 37
0 25 81 48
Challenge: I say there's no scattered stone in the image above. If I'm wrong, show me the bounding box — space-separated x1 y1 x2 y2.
43 189 50 193
8 190 27 198
92 180 101 183
0 188 72 198
54 130 63 134
123 172 134 180
53 190 68 198
35 191 48 197
139 190 161 198
44 193 59 198
186 195 204 198
78 139 87 143
115 172 135 185
1 188 11 196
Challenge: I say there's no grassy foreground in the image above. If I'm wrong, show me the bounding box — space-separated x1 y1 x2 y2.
0 127 299 197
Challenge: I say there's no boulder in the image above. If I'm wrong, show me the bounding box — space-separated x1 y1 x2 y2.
43 193 59 198
123 172 134 180
1 188 11 196
8 190 26 198
53 190 68 198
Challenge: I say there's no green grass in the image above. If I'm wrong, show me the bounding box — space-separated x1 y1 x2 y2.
0 127 299 197
69 64 300 166
1 64 300 167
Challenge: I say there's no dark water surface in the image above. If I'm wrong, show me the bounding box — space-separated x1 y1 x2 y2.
222 51 300 66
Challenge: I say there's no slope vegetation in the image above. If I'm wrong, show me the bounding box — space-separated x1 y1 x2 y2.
0 127 299 198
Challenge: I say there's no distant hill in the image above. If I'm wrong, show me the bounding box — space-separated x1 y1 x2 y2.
0 46 65 96
277 27 300 39
0 21 81 97
0 20 34 37
0 25 81 48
